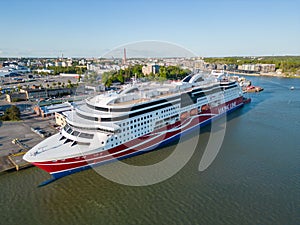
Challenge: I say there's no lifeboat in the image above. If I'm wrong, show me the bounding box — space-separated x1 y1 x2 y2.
190 108 198 116
180 111 189 120
201 104 210 112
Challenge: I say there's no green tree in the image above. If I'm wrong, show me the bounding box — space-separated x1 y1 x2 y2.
0 105 21 121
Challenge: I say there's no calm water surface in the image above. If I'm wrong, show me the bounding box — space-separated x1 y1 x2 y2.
0 76 299 225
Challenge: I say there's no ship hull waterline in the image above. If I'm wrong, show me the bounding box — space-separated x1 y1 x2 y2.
34 98 247 186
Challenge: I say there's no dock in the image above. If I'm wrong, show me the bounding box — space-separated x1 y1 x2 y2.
0 155 15 172
0 152 32 173
0 138 33 173
8 152 32 171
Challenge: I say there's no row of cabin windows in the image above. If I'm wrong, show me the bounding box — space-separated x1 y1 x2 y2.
155 105 180 120
108 124 151 143
225 89 239 98
106 124 152 147
118 114 153 128
129 120 152 129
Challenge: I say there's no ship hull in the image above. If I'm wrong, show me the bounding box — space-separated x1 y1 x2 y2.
31 97 245 179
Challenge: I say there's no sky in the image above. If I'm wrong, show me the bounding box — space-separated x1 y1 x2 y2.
0 0 299 57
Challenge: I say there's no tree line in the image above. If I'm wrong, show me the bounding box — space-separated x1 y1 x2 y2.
36 66 87 75
204 56 300 73
0 105 21 121
102 65 191 87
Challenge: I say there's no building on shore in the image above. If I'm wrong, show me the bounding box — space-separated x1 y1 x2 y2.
20 87 75 101
142 64 160 75
6 93 27 102
237 64 276 73
34 102 73 118
258 64 276 73
55 112 67 127
35 68 54 74
85 84 105 92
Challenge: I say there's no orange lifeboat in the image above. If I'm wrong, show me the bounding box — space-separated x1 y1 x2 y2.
201 104 210 112
180 111 189 120
190 108 198 116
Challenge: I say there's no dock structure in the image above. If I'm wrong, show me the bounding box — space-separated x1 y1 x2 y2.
0 155 15 173
0 139 33 173
0 152 32 172
8 152 32 171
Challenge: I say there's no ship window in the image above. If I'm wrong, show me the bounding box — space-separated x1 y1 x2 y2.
79 133 94 139
71 141 77 147
66 127 73 134
78 142 90 146
71 130 80 136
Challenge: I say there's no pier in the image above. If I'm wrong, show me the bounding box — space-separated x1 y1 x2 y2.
0 115 56 174
8 152 32 171
0 152 32 172
0 139 33 172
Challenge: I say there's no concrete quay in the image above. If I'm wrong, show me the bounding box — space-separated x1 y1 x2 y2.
0 110 58 173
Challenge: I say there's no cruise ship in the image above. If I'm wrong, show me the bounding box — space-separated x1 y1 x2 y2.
24 73 249 180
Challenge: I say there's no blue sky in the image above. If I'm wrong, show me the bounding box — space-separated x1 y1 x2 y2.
0 0 299 57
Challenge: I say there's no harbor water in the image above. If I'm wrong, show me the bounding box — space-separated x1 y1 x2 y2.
0 76 299 225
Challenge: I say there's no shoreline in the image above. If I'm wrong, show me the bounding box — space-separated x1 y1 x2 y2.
226 71 300 79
